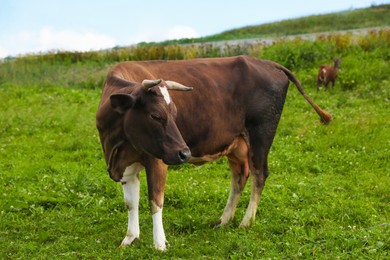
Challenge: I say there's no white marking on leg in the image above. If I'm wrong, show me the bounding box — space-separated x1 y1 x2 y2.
219 175 242 226
240 170 263 227
220 190 240 226
151 201 167 251
159 86 171 105
240 196 259 227
120 163 144 247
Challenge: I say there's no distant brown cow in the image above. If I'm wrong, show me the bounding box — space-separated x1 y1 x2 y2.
317 58 341 90
96 55 332 251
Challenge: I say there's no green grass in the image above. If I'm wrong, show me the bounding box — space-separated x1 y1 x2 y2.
1 31 389 258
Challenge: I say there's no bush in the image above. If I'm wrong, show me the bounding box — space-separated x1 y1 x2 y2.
259 39 335 70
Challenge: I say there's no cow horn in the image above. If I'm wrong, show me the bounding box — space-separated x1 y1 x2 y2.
165 81 193 91
142 79 162 91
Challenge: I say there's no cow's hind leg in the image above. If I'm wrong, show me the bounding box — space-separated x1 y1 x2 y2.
120 163 144 247
239 158 269 227
240 125 276 228
217 137 250 226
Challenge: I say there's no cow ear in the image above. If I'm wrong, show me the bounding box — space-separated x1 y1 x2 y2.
110 94 135 114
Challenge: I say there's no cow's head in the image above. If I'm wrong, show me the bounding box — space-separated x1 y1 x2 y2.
110 79 192 165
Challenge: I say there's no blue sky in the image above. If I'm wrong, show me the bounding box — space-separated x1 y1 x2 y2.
0 0 387 58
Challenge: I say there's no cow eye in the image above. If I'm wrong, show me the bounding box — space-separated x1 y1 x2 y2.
150 114 163 122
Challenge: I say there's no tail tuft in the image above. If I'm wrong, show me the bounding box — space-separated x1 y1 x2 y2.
319 110 332 125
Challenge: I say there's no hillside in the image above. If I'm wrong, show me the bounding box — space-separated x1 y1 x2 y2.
153 4 390 45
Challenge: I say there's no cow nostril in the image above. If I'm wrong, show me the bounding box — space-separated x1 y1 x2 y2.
178 148 191 162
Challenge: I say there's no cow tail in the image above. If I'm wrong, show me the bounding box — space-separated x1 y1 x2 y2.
277 64 332 125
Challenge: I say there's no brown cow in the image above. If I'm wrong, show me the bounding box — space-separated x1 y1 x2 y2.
96 55 332 251
317 58 341 90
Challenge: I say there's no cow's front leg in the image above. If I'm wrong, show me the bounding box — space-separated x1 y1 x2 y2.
120 163 144 247
145 159 168 251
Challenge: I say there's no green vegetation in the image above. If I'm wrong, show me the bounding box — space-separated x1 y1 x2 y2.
0 10 389 259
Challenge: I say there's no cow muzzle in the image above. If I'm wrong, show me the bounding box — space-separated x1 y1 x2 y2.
178 147 191 163
163 147 191 165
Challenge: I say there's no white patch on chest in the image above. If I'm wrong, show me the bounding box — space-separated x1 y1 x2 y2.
159 86 171 105
322 68 327 74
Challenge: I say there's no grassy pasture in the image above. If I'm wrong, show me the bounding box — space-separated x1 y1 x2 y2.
0 31 389 258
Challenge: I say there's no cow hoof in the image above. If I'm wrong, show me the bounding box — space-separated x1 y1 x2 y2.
239 219 253 228
214 219 222 228
154 240 168 251
238 223 250 228
214 219 228 228
155 244 166 251
120 235 139 247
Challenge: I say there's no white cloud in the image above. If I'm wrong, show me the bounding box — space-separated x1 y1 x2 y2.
167 26 199 40
0 25 199 58
38 27 117 52
0 47 8 59
128 25 199 44
0 27 117 58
